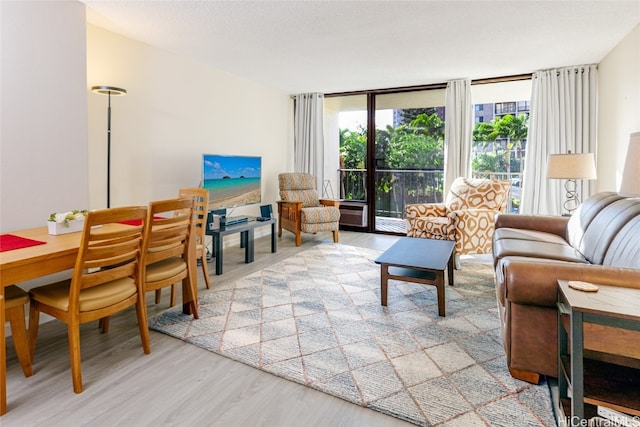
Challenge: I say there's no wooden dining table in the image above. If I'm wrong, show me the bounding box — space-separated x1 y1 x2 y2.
0 224 200 415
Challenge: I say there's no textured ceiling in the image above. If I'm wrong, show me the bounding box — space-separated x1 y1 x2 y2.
82 0 640 94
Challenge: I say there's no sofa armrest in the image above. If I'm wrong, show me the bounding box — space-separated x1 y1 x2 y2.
319 199 340 208
499 257 640 308
495 213 569 238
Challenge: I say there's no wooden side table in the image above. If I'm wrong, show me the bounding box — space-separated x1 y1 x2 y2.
556 280 640 424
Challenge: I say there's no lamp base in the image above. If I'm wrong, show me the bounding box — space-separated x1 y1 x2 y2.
562 179 581 215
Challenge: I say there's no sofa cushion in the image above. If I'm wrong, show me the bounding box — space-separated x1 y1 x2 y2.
566 192 626 261
603 214 640 269
580 198 640 265
494 228 569 245
493 228 587 264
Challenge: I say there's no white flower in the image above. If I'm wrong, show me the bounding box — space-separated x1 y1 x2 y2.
49 210 88 226
54 213 69 223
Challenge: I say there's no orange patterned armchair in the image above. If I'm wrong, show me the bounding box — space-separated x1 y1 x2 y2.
277 173 341 246
406 177 510 267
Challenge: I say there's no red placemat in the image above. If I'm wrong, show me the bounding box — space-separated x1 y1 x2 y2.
119 216 165 227
0 234 47 252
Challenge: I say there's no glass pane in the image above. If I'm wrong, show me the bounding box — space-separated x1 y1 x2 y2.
325 95 368 230
375 90 446 233
471 79 532 213
325 95 367 202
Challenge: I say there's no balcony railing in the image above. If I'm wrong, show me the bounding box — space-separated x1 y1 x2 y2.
338 169 521 223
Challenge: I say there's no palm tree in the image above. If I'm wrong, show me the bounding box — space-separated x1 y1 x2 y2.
473 113 528 173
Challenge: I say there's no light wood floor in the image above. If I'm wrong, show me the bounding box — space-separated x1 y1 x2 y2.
4 230 420 426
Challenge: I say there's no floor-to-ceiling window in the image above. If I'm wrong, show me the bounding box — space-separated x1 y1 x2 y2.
470 79 531 213
325 77 531 234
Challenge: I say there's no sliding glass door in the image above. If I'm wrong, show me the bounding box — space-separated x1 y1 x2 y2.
325 78 531 234
324 95 369 228
373 90 446 233
325 89 447 234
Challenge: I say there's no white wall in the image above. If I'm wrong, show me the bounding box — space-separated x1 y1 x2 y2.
597 24 640 192
0 4 293 334
0 1 89 232
87 25 293 222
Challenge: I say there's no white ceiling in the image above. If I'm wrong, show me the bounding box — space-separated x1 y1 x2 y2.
82 0 640 94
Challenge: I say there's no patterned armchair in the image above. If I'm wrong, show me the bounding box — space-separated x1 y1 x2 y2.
277 173 341 246
406 177 510 267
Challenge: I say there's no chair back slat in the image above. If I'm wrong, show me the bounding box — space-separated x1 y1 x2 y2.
83 238 142 270
81 263 137 289
142 197 194 270
178 188 209 246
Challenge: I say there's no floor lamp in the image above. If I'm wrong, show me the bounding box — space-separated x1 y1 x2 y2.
546 151 597 215
91 85 127 208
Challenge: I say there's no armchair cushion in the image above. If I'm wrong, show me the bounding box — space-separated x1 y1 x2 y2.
301 206 341 224
411 216 453 240
278 174 321 207
300 206 341 234
280 189 322 208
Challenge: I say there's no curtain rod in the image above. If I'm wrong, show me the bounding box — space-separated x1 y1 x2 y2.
291 73 532 99
532 65 598 78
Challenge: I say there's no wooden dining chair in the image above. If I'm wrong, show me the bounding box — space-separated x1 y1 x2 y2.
4 285 32 377
28 206 151 394
142 197 195 308
178 187 212 289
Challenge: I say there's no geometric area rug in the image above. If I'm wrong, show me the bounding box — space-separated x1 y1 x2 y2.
149 243 557 427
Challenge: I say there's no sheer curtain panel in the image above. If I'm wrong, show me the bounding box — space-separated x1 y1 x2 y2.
294 93 325 190
444 79 473 193
520 65 598 215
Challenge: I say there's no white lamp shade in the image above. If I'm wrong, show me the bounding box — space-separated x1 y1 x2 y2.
620 132 640 195
546 152 597 180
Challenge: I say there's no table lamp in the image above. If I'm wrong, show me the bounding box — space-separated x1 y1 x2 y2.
91 85 127 208
546 151 597 215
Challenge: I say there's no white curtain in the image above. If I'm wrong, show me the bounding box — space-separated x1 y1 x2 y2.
444 79 473 193
294 93 325 190
520 65 598 215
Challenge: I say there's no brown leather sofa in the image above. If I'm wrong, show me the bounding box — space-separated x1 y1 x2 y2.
492 192 640 383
